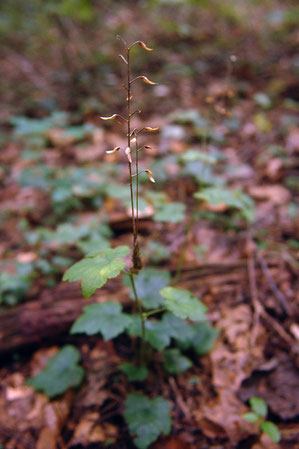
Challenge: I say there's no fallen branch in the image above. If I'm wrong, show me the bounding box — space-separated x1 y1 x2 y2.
0 259 282 354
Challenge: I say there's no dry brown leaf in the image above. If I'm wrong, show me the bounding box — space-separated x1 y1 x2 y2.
266 158 283 181
72 412 98 443
6 385 32 401
89 423 118 443
211 305 265 391
248 185 291 205
195 390 255 445
152 436 192 449
70 412 117 445
252 432 281 449
27 394 48 421
37 427 57 449
44 393 72 435
47 128 76 147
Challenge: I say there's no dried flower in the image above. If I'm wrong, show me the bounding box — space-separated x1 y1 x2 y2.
100 114 118 120
144 126 159 132
135 41 153 51
119 54 128 64
139 76 157 85
106 146 120 154
145 169 156 183
125 147 132 163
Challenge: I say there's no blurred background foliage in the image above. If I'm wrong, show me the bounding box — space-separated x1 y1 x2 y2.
0 0 298 307
0 0 298 116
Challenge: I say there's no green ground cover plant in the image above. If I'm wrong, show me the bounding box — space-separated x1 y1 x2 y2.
243 397 281 443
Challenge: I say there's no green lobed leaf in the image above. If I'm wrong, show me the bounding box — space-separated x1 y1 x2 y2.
71 302 131 340
160 287 207 321
180 149 217 164
243 412 259 423
49 223 90 244
194 187 254 222
161 312 196 345
127 315 171 351
123 268 171 309
63 246 130 298
77 236 110 254
154 202 186 223
27 345 84 398
249 397 268 417
119 362 148 382
124 392 172 449
260 421 281 443
191 322 219 355
163 349 192 374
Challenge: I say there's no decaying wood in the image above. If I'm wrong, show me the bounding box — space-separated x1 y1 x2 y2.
0 259 282 354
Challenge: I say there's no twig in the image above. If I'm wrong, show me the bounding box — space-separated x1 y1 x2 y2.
169 377 191 420
257 253 292 315
248 254 294 347
248 254 261 347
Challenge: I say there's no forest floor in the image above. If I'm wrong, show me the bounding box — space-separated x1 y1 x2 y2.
0 4 298 448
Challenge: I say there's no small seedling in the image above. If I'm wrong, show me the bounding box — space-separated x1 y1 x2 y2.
243 397 281 443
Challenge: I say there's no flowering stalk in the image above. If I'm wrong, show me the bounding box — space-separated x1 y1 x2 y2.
101 38 158 364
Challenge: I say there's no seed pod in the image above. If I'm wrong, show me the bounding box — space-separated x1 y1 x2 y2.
139 76 157 85
130 137 137 144
126 93 133 101
145 169 156 183
145 126 159 132
100 114 118 120
106 146 120 154
144 145 154 150
125 147 132 163
119 54 128 64
136 41 153 51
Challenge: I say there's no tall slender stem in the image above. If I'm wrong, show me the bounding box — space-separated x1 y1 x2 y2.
135 133 139 235
129 272 146 364
126 46 145 364
126 48 137 247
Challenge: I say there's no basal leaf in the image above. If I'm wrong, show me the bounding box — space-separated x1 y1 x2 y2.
127 315 171 350
63 246 130 298
50 223 90 244
194 187 254 222
124 268 171 309
27 345 84 398
191 322 219 355
260 421 281 443
119 362 148 382
163 349 192 374
124 392 172 449
160 287 207 321
249 397 268 417
162 312 195 345
71 302 131 340
154 202 186 223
